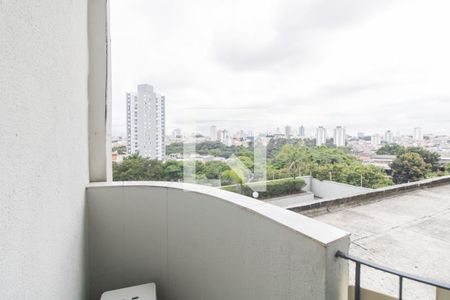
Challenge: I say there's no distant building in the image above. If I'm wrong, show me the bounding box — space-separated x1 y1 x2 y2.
172 128 182 139
217 129 231 146
218 130 232 146
299 125 306 138
285 126 292 138
357 132 365 139
371 134 381 146
414 127 423 141
127 84 165 160
316 126 327 146
210 125 217 141
234 130 246 140
333 126 346 147
384 130 394 144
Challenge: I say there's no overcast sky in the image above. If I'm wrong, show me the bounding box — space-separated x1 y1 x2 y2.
111 0 450 137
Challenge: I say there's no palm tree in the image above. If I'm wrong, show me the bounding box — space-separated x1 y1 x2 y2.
222 170 245 192
284 149 302 179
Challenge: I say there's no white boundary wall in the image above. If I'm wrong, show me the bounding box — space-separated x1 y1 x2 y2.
301 176 373 200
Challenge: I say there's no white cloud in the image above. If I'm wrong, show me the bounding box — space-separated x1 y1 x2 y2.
111 0 450 136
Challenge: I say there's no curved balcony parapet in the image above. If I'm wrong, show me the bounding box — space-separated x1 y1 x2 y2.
87 182 350 300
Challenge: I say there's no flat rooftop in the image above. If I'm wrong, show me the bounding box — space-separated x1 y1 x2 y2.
314 184 450 299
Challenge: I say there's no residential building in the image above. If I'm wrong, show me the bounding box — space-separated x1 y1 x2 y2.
384 130 394 144
299 125 306 138
414 127 423 141
316 126 327 146
126 84 166 160
285 126 292 138
217 129 231 146
210 125 217 141
334 126 346 147
371 134 381 146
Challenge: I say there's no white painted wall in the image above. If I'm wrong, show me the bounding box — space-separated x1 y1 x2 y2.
0 1 90 299
311 179 372 199
87 182 350 300
301 176 372 200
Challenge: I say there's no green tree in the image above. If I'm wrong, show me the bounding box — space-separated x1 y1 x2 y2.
236 155 254 171
446 163 450 174
376 144 405 155
273 144 305 177
114 143 395 189
343 164 393 188
162 160 183 181
390 152 431 184
221 170 244 187
273 145 310 172
203 161 230 179
112 145 127 154
113 154 163 181
401 147 441 171
273 144 392 188
165 143 184 155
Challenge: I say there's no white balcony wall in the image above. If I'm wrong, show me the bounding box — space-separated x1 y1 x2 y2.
0 1 91 299
87 182 350 300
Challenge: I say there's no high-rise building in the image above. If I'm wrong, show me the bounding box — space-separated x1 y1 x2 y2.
371 134 381 146
126 84 166 160
333 126 346 147
235 130 245 140
285 126 292 138
210 125 217 141
316 126 327 146
299 125 306 138
217 129 232 146
414 127 423 141
217 129 225 143
384 130 393 144
357 132 365 139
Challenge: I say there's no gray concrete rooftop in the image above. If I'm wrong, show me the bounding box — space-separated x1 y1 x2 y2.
314 184 450 299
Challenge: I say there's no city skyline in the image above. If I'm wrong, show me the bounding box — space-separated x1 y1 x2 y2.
111 0 450 137
139 124 433 140
117 105 436 140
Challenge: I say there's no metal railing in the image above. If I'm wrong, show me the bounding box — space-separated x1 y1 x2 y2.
336 251 450 300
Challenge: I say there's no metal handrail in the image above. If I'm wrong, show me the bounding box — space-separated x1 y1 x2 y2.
335 250 450 300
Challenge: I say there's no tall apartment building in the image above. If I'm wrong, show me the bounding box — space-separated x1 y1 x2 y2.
127 84 166 160
414 127 423 141
316 126 327 146
217 129 230 145
333 126 346 147
299 125 306 138
210 125 217 141
285 126 292 138
384 130 394 144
